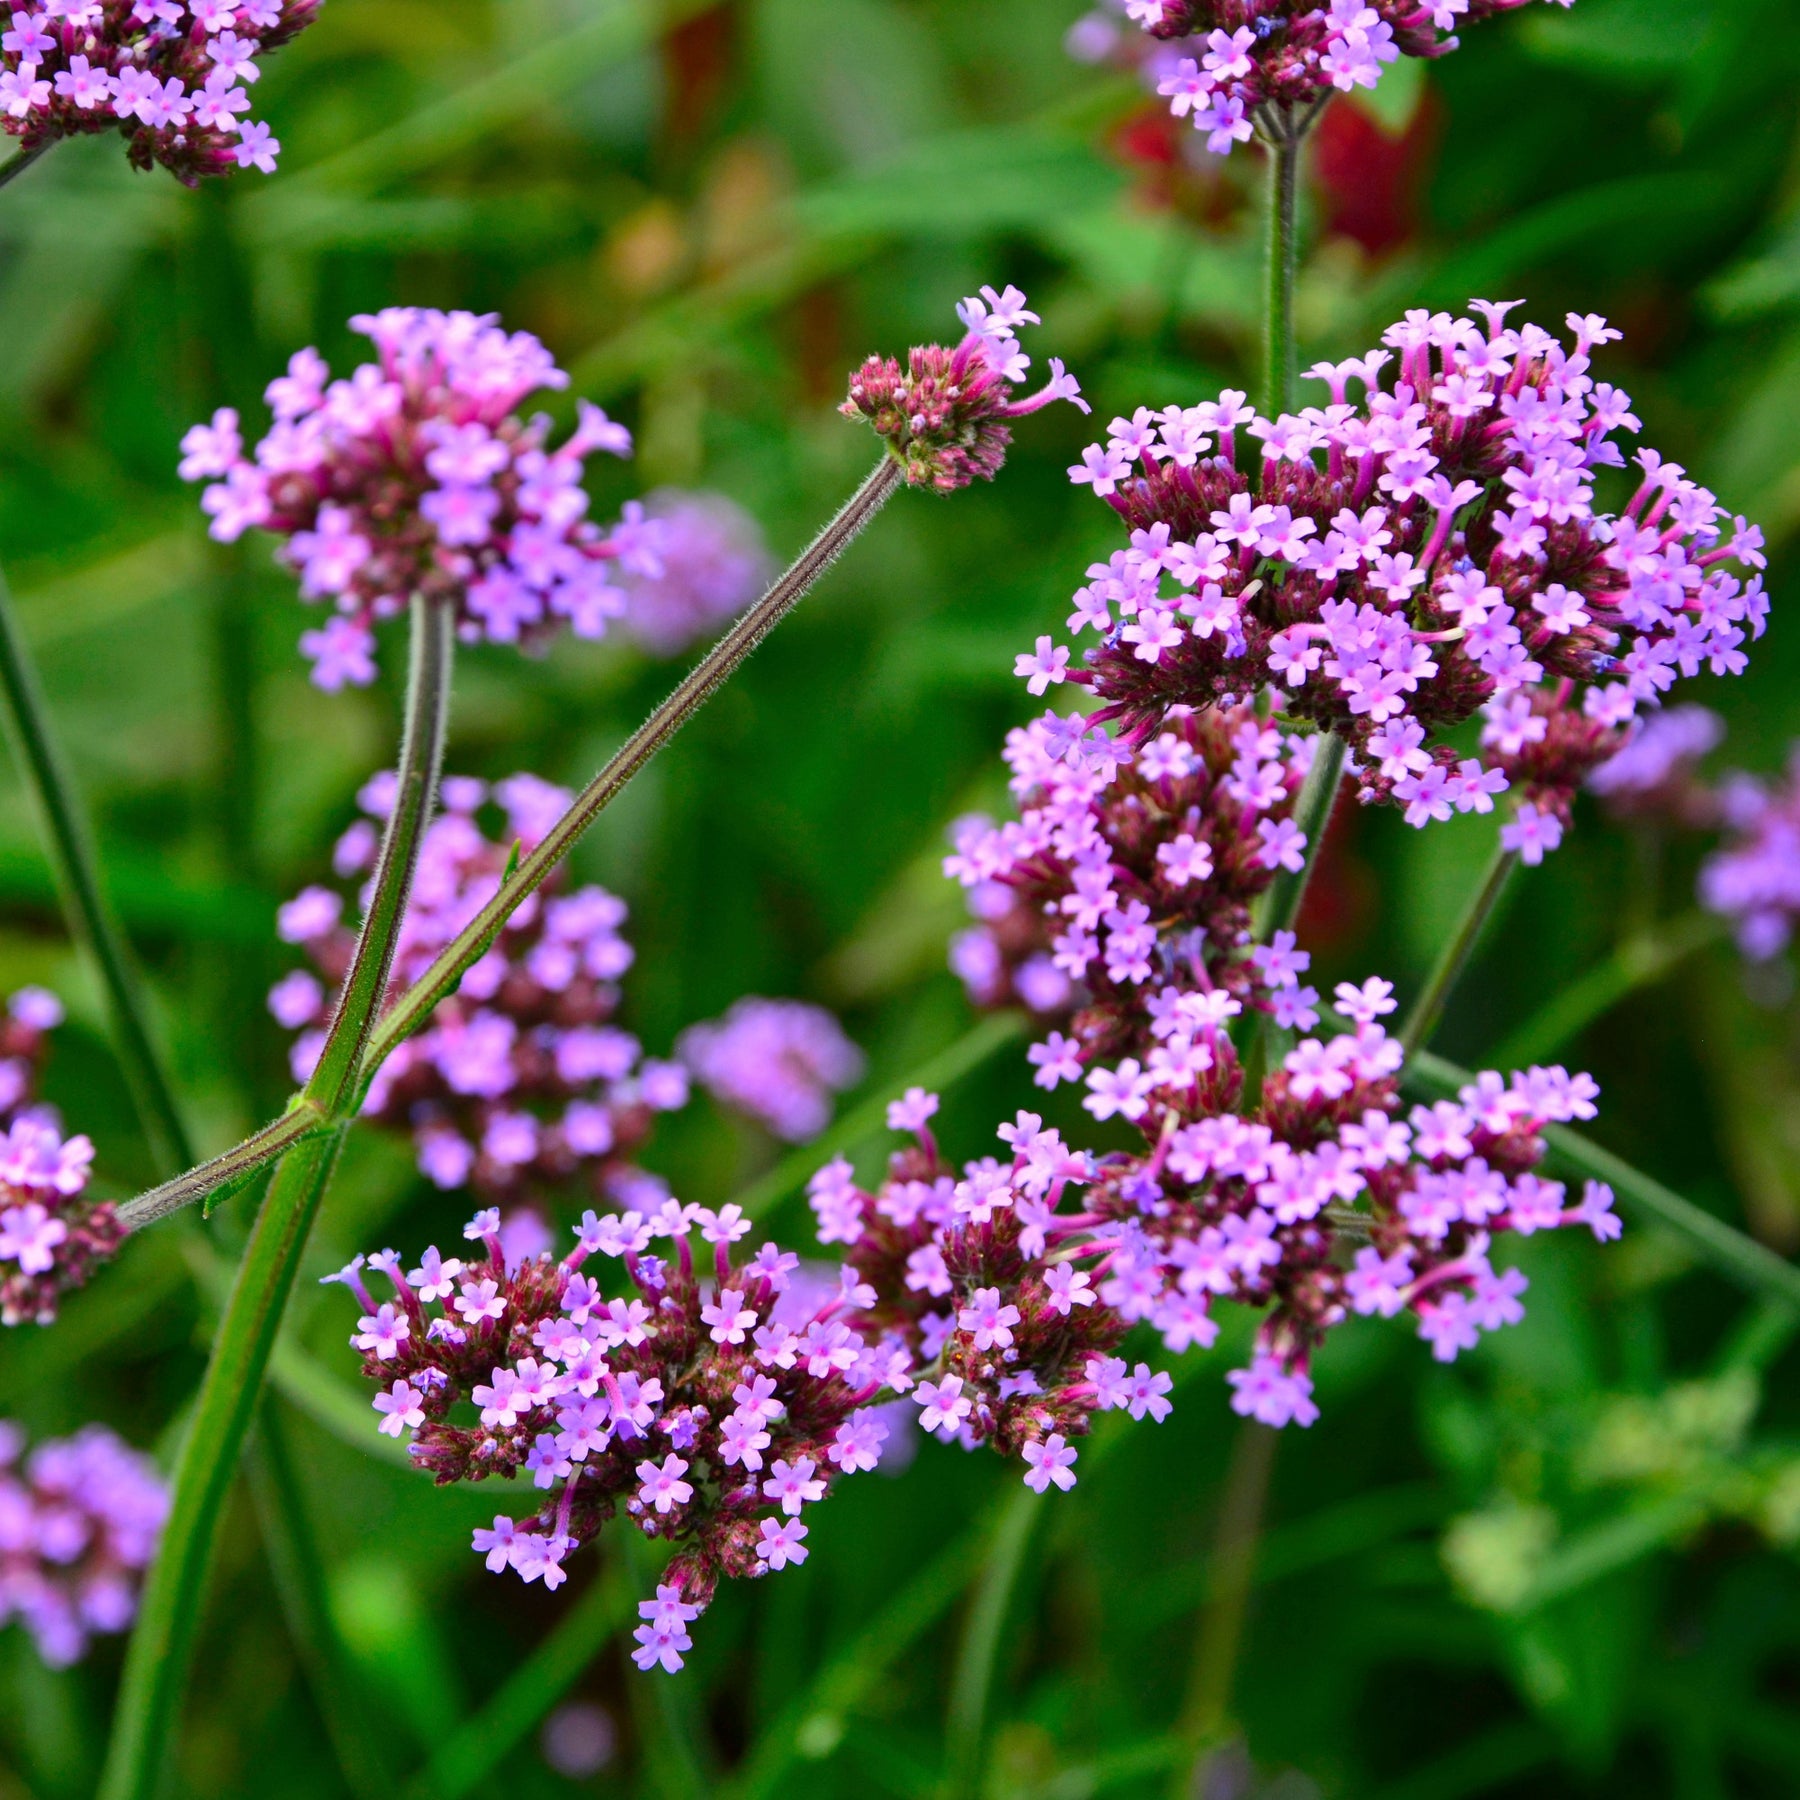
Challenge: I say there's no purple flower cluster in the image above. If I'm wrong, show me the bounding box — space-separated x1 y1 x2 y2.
1586 702 1724 828
1068 1 1569 156
0 0 316 182
841 285 1089 492
0 1419 167 1666
677 998 864 1144
0 988 113 1329
274 773 687 1208
331 1204 905 1672
179 308 664 689
615 490 771 658
817 1028 1614 1469
1697 749 1800 962
1045 305 1766 850
947 701 1306 1024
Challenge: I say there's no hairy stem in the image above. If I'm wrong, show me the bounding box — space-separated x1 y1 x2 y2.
1169 1422 1278 1797
98 1126 348 1800
1398 842 1519 1057
305 594 454 1114
1263 123 1301 419
942 1483 1041 1800
1492 911 1725 1070
118 1104 327 1233
0 138 52 193
361 455 901 1078
0 563 195 1173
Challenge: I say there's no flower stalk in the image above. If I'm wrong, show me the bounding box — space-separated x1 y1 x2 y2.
1398 842 1520 1057
100 593 453 1800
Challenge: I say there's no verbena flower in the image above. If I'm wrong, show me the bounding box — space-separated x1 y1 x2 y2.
275 774 687 1209
1586 702 1724 828
0 0 320 184
1045 305 1766 844
1069 1 1573 156
329 1203 907 1671
947 701 1306 1022
677 998 864 1143
615 490 771 658
841 284 1089 492
180 308 664 689
0 1418 167 1665
1698 751 1800 963
0 988 113 1328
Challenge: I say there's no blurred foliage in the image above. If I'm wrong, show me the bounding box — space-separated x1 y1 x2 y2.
4 0 1800 1795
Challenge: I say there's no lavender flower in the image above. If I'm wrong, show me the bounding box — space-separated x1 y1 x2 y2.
1073 0 1573 156
617 490 772 657
0 1419 167 1665
179 309 662 688
275 774 686 1207
1699 752 1800 962
1587 703 1724 828
0 988 114 1328
678 998 864 1143
0 0 319 184
948 701 1307 1023
841 285 1089 492
1043 305 1765 842
331 1203 904 1671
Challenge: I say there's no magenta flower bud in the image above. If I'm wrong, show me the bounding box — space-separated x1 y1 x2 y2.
841 284 1089 492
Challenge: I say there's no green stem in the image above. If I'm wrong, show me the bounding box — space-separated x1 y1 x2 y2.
1254 732 1344 947
1262 121 1301 419
304 594 453 1115
101 597 454 1799
1168 1421 1277 1798
118 1105 328 1233
0 139 51 193
0 563 194 1173
98 1126 348 1800
361 456 901 1080
941 1485 1041 1800
1398 843 1519 1058
1401 1043 1800 1314
247 1402 396 1800
1491 912 1725 1070
401 1564 630 1800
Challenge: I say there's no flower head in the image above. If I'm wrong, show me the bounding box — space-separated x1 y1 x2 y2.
0 0 319 183
678 998 863 1144
182 311 662 686
0 1419 167 1665
1037 307 1763 840
841 284 1088 492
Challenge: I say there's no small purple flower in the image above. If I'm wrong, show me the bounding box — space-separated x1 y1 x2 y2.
678 998 863 1143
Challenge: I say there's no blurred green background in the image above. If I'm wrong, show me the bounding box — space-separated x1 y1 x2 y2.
6 0 1800 1794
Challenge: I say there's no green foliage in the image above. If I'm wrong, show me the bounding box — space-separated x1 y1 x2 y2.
4 0 1800 1795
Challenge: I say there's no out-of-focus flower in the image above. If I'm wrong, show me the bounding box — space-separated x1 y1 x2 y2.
678 998 863 1143
330 1202 898 1672
1587 704 1724 828
1040 305 1764 844
1069 0 1572 158
276 774 684 1207
0 1420 167 1665
180 309 658 688
842 283 1089 492
1700 749 1800 962
0 0 320 184
617 490 771 657
0 988 113 1328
